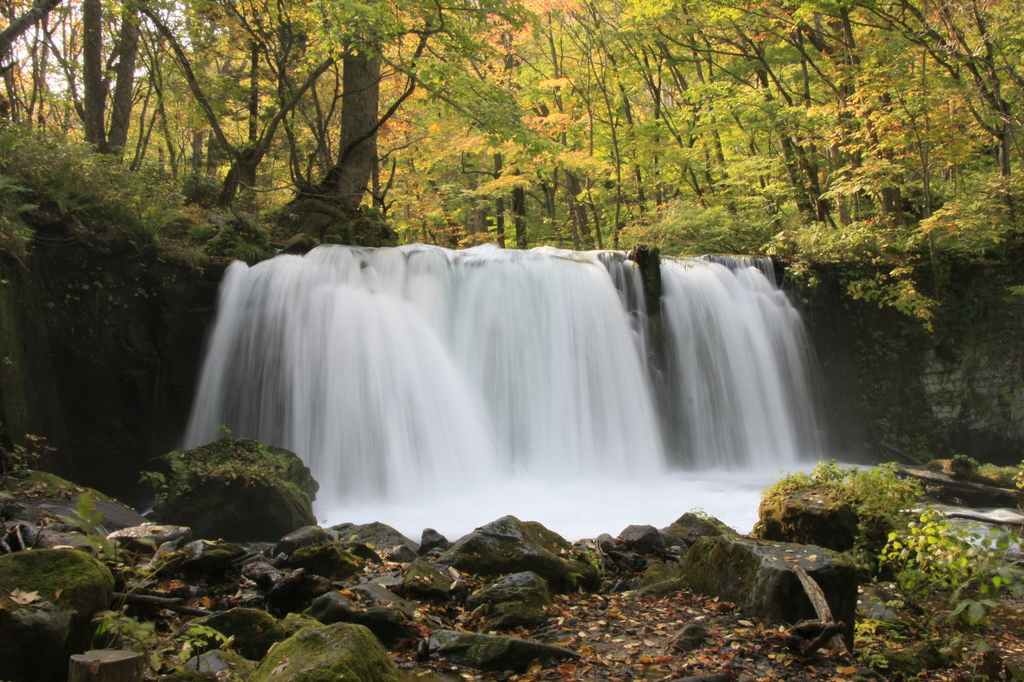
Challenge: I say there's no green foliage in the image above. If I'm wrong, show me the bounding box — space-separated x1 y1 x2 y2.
94 606 231 674
61 492 118 559
762 460 923 555
882 509 1024 626
0 127 209 258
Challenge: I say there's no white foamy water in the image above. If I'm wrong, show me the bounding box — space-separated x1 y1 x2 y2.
184 245 823 541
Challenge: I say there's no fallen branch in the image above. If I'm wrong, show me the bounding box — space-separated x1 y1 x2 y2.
113 592 211 617
793 566 847 653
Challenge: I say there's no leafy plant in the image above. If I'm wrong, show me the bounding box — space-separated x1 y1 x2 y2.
761 460 923 556
882 508 1024 626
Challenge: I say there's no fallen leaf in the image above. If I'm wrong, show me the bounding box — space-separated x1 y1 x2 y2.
53 589 63 599
269 657 290 676
10 589 41 605
556 663 578 675
737 620 754 627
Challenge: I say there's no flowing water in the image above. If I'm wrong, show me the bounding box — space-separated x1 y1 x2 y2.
184 245 822 541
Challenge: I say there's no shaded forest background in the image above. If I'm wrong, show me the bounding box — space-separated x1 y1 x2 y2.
3 0 1024 324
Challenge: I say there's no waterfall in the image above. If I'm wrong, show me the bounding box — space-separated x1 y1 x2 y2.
185 245 821 524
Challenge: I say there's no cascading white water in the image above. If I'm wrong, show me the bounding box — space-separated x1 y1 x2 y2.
185 245 821 539
660 257 821 469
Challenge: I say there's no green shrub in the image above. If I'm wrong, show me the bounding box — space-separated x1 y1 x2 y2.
761 460 923 557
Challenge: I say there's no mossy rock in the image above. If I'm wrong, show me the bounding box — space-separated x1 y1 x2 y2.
289 542 363 580
873 641 947 677
403 558 451 600
185 650 256 680
756 490 858 552
661 512 738 546
282 613 322 637
466 572 554 630
154 439 317 542
439 515 600 593
183 541 247 581
0 548 115 682
330 522 419 554
641 560 683 587
679 536 857 648
249 623 401 682
426 629 578 672
189 608 287 661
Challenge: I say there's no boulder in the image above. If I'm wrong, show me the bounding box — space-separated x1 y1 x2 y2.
351 582 420 617
331 522 419 558
419 528 450 555
403 558 451 600
275 526 330 556
756 490 858 552
641 560 683 587
266 569 333 614
248 623 401 682
0 548 114 682
185 650 256 679
427 629 579 672
182 540 247 581
661 512 738 547
154 438 318 542
466 571 554 630
305 591 357 623
679 536 857 648
107 524 193 554
189 608 287 660
619 524 664 555
288 542 363 580
303 593 418 647
439 516 600 592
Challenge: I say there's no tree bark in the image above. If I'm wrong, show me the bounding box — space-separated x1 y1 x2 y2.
82 0 105 146
320 51 380 209
104 7 139 156
0 0 63 61
68 650 143 682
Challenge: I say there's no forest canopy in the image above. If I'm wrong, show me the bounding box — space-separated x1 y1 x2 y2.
2 0 1023 321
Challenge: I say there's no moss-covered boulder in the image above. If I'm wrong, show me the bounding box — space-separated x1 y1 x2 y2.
439 516 600 592
154 438 318 542
189 608 287 660
427 629 579 672
756 490 858 552
679 536 857 648
182 540 247 581
289 542 363 580
403 558 451 600
0 548 114 682
185 650 256 680
330 522 419 557
466 571 554 630
872 641 947 677
641 560 683 587
661 512 738 547
249 623 401 682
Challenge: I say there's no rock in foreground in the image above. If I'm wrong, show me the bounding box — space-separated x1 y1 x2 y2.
249 622 401 682
0 548 114 682
154 438 318 542
679 535 857 648
440 515 599 592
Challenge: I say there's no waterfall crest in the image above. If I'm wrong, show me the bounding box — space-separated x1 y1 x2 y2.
185 245 821 512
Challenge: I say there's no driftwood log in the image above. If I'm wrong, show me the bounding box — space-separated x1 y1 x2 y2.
113 591 212 616
68 650 143 682
895 464 1024 509
793 565 847 655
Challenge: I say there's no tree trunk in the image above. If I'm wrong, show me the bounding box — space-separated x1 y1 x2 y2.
512 183 527 249
104 7 139 156
321 51 380 209
82 0 105 147
0 0 63 61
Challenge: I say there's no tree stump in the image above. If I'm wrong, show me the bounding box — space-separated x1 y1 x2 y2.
68 650 144 682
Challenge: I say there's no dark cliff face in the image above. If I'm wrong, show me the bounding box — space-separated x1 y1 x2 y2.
792 256 1024 465
0 240 224 502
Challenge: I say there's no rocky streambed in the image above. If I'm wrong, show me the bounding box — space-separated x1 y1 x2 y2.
2 444 1024 682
